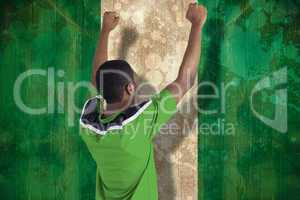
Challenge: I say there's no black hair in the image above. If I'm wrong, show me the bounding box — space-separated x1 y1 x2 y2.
96 60 134 104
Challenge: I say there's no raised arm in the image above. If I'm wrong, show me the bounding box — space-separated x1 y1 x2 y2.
92 11 119 86
166 3 207 103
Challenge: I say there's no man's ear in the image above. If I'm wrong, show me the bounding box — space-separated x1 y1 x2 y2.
125 83 135 95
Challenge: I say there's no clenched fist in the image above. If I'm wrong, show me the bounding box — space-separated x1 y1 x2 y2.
186 3 207 27
102 11 120 32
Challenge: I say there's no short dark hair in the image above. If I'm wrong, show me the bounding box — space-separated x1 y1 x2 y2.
96 60 134 104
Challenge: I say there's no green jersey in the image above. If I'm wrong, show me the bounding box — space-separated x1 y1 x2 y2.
79 89 177 200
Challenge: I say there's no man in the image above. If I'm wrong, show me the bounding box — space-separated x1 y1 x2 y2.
80 3 207 200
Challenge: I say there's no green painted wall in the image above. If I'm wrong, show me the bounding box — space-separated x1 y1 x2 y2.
0 0 100 199
0 0 299 200
198 0 300 199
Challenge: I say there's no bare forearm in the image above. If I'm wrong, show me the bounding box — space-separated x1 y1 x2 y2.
92 29 110 86
91 11 119 85
177 24 202 86
166 24 202 103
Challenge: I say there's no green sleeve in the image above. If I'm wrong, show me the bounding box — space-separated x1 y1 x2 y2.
146 88 177 140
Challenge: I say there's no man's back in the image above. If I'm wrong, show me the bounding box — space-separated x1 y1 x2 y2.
80 89 177 200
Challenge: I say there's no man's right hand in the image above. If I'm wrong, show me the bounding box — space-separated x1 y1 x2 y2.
186 3 207 27
102 11 120 32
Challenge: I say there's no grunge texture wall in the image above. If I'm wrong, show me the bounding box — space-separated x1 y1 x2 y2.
0 0 299 200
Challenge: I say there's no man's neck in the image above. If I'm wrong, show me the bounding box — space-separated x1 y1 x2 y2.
103 99 131 116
